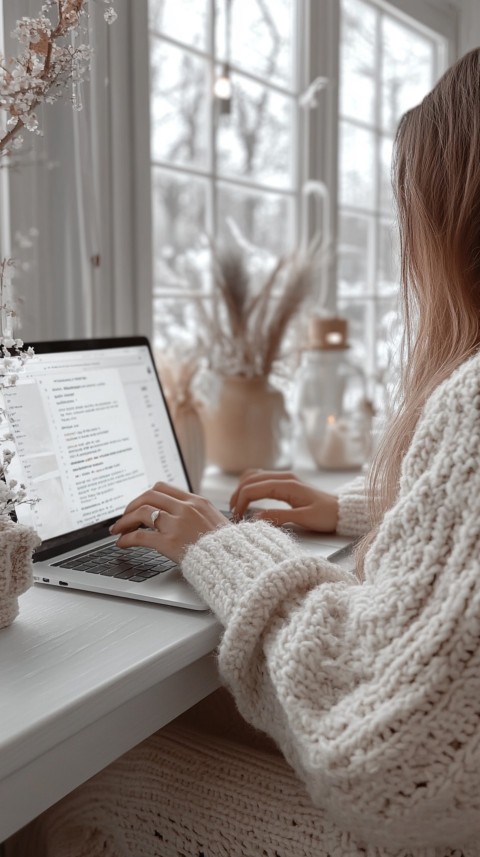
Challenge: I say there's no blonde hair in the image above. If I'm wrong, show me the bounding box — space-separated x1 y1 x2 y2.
357 47 480 573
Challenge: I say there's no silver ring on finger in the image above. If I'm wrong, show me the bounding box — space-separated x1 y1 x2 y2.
150 508 161 530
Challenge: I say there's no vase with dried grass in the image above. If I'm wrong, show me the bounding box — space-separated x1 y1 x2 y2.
195 245 314 475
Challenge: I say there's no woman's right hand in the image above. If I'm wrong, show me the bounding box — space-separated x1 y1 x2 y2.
230 470 339 533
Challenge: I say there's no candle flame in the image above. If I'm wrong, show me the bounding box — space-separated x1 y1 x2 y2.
326 332 343 345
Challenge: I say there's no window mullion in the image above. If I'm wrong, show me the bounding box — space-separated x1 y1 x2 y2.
207 0 217 244
306 0 340 311
0 3 11 262
367 9 383 388
297 0 308 249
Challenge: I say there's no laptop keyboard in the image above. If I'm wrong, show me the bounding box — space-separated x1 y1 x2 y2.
51 510 251 583
52 543 177 583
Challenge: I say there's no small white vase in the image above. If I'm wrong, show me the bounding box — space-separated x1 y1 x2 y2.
0 517 40 630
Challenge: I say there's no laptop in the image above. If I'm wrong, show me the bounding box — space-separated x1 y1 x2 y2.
3 337 355 610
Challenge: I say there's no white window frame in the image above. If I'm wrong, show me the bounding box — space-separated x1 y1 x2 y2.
337 0 457 391
130 0 458 342
149 6 301 280
0 0 460 343
129 0 342 338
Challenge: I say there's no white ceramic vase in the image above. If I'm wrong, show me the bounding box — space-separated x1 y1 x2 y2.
0 517 40 630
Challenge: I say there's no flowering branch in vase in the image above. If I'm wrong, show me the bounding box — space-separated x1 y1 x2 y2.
0 0 117 519
0 3 118 623
0 0 117 156
0 273 39 625
0 257 36 517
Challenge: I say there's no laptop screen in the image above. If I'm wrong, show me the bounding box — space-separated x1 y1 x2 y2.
3 339 190 548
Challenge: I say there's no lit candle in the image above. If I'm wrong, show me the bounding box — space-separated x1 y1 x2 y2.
314 415 349 469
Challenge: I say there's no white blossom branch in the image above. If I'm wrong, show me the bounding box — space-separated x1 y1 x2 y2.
0 0 117 155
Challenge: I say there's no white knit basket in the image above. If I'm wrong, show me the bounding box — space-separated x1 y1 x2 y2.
0 517 40 629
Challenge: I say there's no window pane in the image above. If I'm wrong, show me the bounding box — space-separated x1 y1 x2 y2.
339 0 446 410
340 0 377 124
381 18 434 133
338 213 370 297
339 121 375 209
375 298 401 409
153 296 204 349
216 73 293 189
338 298 401 409
150 38 209 168
216 0 294 89
378 220 399 297
149 0 208 50
217 184 294 256
151 168 207 288
379 135 394 213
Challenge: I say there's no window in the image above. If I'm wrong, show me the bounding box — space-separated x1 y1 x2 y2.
148 0 300 344
337 0 448 403
0 1 458 349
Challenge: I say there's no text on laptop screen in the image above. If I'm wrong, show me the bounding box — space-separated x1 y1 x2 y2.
2 345 189 540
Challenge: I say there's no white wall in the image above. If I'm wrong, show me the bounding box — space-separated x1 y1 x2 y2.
0 0 146 342
458 0 480 55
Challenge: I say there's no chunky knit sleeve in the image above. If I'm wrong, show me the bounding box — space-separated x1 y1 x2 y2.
182 353 480 852
336 474 371 538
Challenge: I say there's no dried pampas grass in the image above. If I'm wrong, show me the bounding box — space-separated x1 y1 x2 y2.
196 244 315 378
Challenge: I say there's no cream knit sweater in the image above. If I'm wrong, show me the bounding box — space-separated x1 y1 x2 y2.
180 350 480 853
8 352 480 857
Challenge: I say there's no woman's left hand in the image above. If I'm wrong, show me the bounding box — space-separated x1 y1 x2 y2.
109 482 228 564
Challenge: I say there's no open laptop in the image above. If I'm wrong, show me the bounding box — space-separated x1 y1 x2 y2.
3 337 355 610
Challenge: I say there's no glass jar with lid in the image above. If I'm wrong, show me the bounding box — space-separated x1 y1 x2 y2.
295 316 373 470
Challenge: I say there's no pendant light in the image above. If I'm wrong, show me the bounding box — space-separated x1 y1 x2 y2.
214 0 233 115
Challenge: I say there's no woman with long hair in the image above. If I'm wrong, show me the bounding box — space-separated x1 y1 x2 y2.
10 47 480 857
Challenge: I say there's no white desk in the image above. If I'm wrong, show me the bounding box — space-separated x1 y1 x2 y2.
0 468 355 843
